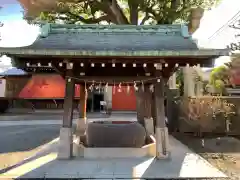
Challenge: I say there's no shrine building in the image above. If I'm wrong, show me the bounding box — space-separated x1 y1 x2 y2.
0 24 229 159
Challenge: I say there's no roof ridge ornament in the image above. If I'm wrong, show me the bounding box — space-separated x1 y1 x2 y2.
40 23 51 38
181 24 191 38
50 23 182 34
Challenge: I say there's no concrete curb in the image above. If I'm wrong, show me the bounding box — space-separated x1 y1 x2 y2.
0 117 137 126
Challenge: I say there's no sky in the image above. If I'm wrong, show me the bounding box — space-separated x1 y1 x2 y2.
0 0 240 70
0 1 23 21
192 0 240 67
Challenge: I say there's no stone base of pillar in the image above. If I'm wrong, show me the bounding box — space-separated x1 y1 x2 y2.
58 127 73 159
76 118 87 135
144 117 154 135
155 127 171 159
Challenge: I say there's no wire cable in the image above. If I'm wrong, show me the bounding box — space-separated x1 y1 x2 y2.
208 10 240 41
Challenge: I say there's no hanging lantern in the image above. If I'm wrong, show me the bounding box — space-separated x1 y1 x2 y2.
99 82 102 93
113 83 116 94
127 84 130 95
141 82 144 92
84 81 87 93
118 83 122 92
134 81 138 91
89 81 94 92
150 84 154 92
90 86 93 92
105 83 108 92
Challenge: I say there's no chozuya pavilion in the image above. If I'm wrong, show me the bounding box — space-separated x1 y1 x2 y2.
0 24 228 159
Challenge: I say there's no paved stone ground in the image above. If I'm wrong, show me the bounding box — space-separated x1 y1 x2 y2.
0 110 228 179
1 109 136 121
0 136 227 179
0 124 61 173
174 133 240 180
0 111 136 176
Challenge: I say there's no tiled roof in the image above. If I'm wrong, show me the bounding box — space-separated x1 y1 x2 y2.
0 24 229 57
26 24 197 51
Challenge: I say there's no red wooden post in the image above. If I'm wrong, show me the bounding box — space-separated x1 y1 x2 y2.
77 83 87 134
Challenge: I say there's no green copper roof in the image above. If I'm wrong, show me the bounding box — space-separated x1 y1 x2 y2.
0 23 229 57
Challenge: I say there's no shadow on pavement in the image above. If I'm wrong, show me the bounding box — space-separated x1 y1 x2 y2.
0 125 61 154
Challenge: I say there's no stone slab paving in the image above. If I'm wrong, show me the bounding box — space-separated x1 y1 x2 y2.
1 136 227 179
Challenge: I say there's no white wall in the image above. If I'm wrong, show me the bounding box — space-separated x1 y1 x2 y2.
0 78 6 97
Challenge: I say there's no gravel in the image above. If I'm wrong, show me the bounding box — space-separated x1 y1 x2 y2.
173 133 240 180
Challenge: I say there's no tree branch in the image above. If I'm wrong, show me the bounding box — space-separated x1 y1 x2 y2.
108 0 129 24
128 0 139 25
229 21 240 30
87 0 118 24
140 12 151 25
61 12 111 23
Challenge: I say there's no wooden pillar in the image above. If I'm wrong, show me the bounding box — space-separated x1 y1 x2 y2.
79 83 87 119
166 88 179 133
143 85 154 135
154 78 169 158
167 72 178 133
183 66 195 97
136 85 145 126
143 85 152 118
169 73 177 89
153 68 170 158
91 92 94 112
58 66 75 159
151 91 156 131
77 83 87 134
195 64 203 96
136 85 152 127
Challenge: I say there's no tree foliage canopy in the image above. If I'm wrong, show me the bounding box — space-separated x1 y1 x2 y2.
209 65 230 94
19 0 220 29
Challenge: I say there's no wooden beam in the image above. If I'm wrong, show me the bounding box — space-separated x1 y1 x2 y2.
75 66 148 77
72 76 157 84
18 56 215 67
